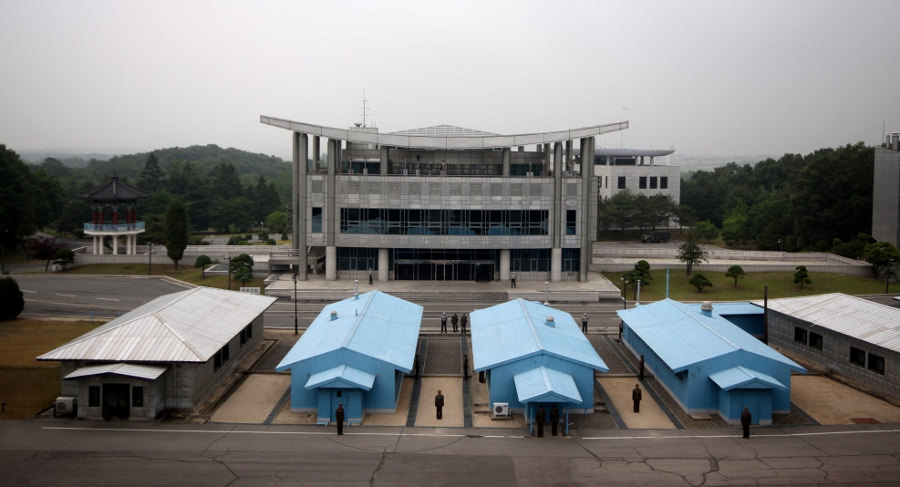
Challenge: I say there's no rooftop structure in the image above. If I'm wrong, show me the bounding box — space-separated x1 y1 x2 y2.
79 174 149 255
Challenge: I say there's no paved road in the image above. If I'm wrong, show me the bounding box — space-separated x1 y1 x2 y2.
2 421 899 486
15 274 193 319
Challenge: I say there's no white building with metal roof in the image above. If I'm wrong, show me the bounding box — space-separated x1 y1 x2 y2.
754 293 900 404
38 287 277 420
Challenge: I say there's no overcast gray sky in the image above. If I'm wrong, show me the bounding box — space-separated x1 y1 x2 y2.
2 0 899 161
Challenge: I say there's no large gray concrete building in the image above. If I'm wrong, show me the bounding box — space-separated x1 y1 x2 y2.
872 132 900 248
261 116 677 283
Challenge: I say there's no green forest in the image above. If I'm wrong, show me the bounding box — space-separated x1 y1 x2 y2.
0 140 894 268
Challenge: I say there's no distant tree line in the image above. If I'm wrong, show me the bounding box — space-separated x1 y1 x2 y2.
1 144 289 252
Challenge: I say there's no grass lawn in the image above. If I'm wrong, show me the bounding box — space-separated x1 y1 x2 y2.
604 269 888 302
0 319 103 419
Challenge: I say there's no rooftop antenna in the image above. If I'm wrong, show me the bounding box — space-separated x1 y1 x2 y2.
359 90 371 128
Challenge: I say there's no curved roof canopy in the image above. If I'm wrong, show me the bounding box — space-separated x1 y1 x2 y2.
261 115 628 150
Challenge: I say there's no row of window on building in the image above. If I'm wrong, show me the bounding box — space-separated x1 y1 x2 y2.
794 327 885 375
600 176 669 190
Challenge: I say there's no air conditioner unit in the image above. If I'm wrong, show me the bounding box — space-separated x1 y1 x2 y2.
492 402 510 417
54 396 77 417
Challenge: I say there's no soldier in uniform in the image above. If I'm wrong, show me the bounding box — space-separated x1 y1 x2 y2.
741 407 752 439
335 403 345 435
632 384 642 413
550 404 560 436
435 390 444 419
535 405 545 437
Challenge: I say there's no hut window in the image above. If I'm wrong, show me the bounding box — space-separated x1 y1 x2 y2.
132 387 144 407
793 327 807 345
849 347 866 367
89 386 100 407
808 332 823 350
868 353 885 375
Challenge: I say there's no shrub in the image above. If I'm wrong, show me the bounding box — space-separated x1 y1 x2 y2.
227 236 245 245
53 249 75 270
194 255 212 268
0 276 24 320
266 239 276 245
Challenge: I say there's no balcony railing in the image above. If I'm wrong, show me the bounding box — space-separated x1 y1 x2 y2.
83 221 145 232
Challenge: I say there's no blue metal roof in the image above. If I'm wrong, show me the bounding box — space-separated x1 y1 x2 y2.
708 366 787 391
276 291 423 372
617 299 804 373
304 365 376 391
513 366 583 404
471 299 608 372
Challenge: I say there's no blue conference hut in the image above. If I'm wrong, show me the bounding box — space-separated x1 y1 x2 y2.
471 299 608 434
276 290 423 424
617 299 805 424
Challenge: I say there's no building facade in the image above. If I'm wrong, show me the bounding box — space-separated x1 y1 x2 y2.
471 298 608 434
872 133 900 248
262 116 633 282
757 293 900 404
618 299 804 424
276 290 422 424
38 287 276 420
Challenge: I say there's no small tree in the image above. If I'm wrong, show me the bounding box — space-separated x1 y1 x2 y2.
0 276 24 320
689 273 713 292
725 265 745 286
230 253 254 287
862 241 900 278
693 220 719 242
25 235 66 271
793 265 812 289
233 264 254 285
194 255 212 278
53 248 75 271
164 200 189 269
677 231 708 276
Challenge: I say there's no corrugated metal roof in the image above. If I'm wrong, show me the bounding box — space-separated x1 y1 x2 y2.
276 291 423 372
304 365 376 391
471 299 608 372
390 124 499 137
64 363 167 380
617 299 803 373
752 293 900 353
38 287 277 363
708 366 787 391
513 366 583 404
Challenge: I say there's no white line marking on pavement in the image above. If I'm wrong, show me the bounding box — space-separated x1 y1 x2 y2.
96 297 119 302
55 293 77 298
41 426 900 441
21 290 37 293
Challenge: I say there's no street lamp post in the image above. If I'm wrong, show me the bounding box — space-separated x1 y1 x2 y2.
621 276 628 309
147 242 152 275
886 259 894 294
636 279 642 306
544 281 549 305
226 256 232 290
777 238 783 252
293 270 299 335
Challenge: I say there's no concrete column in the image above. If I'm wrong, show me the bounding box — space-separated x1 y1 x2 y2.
543 144 551 176
297 133 308 280
325 245 337 281
565 140 573 174
502 147 510 176
378 248 389 281
326 139 337 248
580 137 595 282
551 247 562 282
313 136 320 172
112 235 119 255
380 146 389 175
292 132 301 256
552 142 563 249
499 249 510 280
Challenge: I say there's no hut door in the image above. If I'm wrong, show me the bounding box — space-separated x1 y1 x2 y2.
102 383 130 420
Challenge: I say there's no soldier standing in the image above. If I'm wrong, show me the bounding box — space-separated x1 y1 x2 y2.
435 390 444 420
511 271 517 288
451 313 459 333
741 407 752 439
440 312 448 333
535 405 545 437
632 384 642 413
335 403 345 435
582 313 588 333
550 404 560 436
460 313 468 334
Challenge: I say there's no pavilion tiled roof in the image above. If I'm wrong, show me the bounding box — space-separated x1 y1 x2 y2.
79 174 149 202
